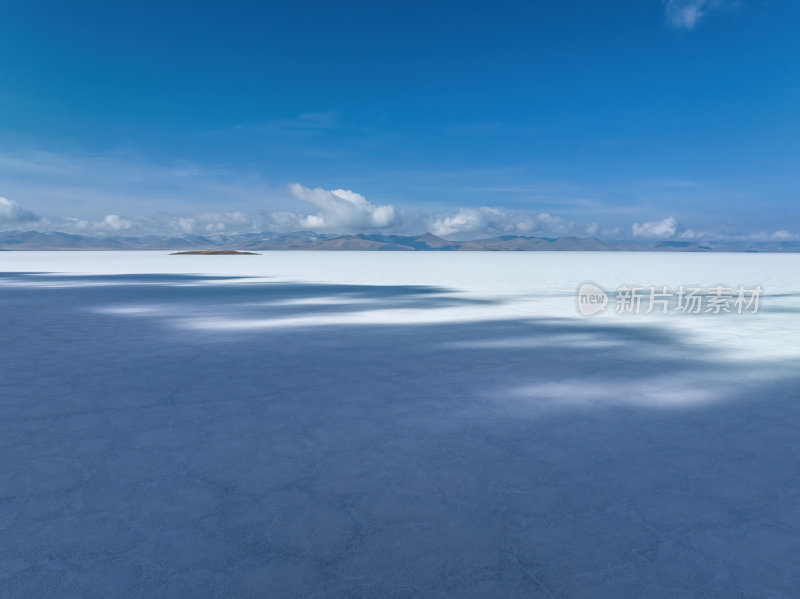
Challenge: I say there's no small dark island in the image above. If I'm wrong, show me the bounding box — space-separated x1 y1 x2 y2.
171 250 260 255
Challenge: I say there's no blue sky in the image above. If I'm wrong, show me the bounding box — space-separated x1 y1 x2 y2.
0 0 798 240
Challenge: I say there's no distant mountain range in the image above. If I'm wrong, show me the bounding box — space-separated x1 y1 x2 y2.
1 230 798 252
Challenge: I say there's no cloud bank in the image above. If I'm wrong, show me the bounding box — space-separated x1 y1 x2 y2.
1 184 796 244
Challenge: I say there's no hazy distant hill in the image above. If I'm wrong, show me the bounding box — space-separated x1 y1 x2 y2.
1 230 798 252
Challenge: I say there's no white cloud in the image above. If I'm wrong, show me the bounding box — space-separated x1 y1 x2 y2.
262 211 306 233
663 0 723 30
679 228 798 243
0 197 40 226
100 214 132 231
57 214 133 233
173 211 254 234
632 216 678 238
771 230 796 241
429 208 494 237
288 184 397 231
428 207 571 238
177 217 195 234
680 228 703 239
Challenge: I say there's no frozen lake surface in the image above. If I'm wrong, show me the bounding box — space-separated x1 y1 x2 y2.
2 251 800 597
